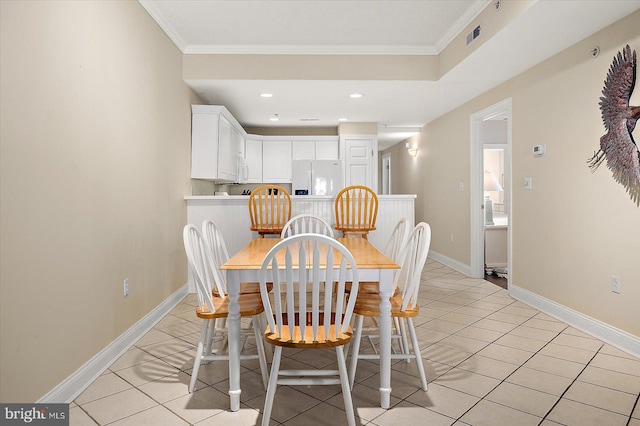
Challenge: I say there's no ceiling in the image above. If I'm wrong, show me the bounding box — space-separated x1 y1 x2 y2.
140 0 640 149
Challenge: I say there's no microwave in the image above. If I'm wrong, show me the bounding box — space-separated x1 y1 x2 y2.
236 154 248 184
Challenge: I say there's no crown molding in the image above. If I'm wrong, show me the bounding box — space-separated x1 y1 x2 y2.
139 0 187 52
141 0 489 56
435 0 491 52
183 44 439 56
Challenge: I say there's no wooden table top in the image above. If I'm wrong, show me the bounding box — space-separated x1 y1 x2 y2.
220 237 399 271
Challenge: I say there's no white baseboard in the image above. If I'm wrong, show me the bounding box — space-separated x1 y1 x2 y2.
38 284 190 403
428 251 472 277
509 284 640 359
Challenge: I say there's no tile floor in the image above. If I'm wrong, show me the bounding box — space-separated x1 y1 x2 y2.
70 260 640 425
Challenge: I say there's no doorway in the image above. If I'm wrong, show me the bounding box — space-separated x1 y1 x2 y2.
470 99 512 285
381 153 391 195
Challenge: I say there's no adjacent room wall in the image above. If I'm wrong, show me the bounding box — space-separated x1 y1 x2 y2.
387 11 640 337
0 1 198 401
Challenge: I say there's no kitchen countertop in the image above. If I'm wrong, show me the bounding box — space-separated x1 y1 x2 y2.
185 194 417 200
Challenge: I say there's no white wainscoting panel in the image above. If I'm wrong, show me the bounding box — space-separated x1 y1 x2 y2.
186 195 416 291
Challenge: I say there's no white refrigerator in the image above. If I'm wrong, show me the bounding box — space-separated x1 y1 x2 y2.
291 160 344 196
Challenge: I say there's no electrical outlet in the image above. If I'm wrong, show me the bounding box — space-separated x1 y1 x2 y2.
124 278 129 297
611 276 620 294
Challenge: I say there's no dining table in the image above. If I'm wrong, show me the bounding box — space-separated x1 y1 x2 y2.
220 236 399 412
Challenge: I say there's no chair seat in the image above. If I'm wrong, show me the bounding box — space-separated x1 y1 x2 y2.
346 281 399 295
336 227 375 239
353 293 419 318
251 226 284 235
335 226 377 233
213 282 273 297
265 326 352 348
264 312 353 348
196 293 265 319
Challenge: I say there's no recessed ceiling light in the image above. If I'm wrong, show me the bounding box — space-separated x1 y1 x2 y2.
338 118 348 122
269 114 279 122
260 93 273 98
350 93 363 98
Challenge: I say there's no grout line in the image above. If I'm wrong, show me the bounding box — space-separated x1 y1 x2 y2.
538 345 607 424
73 268 639 426
626 392 639 426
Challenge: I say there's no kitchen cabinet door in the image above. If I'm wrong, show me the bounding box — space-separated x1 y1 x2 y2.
262 140 292 182
191 105 239 182
292 140 315 160
315 140 339 160
217 115 237 181
191 112 220 179
245 138 263 183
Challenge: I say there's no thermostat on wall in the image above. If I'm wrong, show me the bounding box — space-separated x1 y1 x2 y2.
533 144 546 157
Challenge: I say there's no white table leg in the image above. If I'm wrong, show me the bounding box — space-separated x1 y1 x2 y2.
227 269 241 412
378 269 394 409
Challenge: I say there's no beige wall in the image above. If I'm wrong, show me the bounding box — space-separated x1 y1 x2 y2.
388 11 640 337
184 54 438 81
438 0 535 77
338 122 378 135
0 1 198 401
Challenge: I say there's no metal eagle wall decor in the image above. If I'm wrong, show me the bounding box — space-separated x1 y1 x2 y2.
588 45 640 206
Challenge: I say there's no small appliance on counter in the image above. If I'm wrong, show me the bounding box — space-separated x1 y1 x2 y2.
214 191 229 196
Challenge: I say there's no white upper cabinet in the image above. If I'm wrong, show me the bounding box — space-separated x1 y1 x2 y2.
291 137 339 161
191 105 339 184
292 140 315 160
191 105 243 182
245 138 263 183
217 115 237 181
262 139 292 182
315 139 339 160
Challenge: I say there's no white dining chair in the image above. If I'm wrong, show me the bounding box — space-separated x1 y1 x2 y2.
183 224 269 393
258 233 360 426
280 213 334 238
385 217 409 264
348 222 431 391
202 219 230 277
202 219 269 295
202 219 272 356
349 217 410 356
352 217 409 294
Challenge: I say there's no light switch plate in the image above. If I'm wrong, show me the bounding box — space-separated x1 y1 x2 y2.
524 177 532 190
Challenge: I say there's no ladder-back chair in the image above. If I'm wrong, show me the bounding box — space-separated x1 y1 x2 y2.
248 185 292 238
203 219 270 295
280 213 334 238
258 234 360 426
183 225 269 393
334 185 378 239
348 222 432 391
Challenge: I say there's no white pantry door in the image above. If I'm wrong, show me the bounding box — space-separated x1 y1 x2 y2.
343 137 376 191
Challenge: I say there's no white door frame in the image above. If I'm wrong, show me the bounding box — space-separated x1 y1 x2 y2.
470 98 512 280
382 153 391 194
